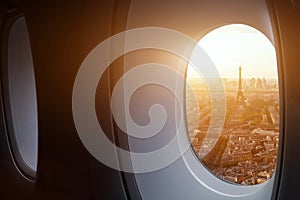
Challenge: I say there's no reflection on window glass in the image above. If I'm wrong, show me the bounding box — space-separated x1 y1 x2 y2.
186 24 279 185
6 17 38 177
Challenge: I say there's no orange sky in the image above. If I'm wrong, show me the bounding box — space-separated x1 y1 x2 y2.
187 24 278 79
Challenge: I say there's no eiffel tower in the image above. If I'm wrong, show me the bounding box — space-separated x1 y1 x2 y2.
236 66 245 105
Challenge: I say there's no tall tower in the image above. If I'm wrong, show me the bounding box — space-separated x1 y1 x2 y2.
236 66 245 103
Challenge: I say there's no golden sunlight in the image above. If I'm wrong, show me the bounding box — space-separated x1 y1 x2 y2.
188 24 277 79
186 24 279 186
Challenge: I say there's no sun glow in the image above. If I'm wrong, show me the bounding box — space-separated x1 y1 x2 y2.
188 24 277 79
186 24 279 185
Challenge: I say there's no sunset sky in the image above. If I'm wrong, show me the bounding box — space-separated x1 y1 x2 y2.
187 24 278 79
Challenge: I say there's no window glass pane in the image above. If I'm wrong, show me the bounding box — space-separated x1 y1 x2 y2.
186 24 279 185
6 16 38 177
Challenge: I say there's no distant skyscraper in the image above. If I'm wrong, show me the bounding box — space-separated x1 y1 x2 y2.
256 78 263 89
263 78 267 89
250 78 256 89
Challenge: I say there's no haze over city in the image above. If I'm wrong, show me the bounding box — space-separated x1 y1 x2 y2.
187 24 278 79
186 24 279 185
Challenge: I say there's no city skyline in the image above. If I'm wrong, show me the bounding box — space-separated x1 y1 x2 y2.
186 66 279 185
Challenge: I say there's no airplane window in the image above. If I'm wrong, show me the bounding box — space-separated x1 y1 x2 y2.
186 24 279 185
3 16 38 178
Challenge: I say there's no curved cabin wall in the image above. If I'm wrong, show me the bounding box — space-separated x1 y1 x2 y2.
123 0 279 199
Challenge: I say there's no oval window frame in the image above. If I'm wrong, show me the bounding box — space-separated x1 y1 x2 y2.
185 23 280 186
0 13 38 179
